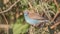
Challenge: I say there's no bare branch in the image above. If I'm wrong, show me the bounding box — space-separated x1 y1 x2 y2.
0 0 20 13
28 2 33 9
51 0 60 22
2 13 9 24
0 8 9 24
51 22 60 29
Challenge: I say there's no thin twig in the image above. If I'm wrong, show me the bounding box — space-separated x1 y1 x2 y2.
53 0 59 8
51 0 60 22
2 14 8 24
51 11 59 22
0 9 9 34
28 2 33 9
0 0 20 13
51 22 60 29
0 9 8 25
44 3 52 20
39 3 51 20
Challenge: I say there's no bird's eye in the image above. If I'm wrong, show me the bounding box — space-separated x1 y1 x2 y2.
27 12 29 14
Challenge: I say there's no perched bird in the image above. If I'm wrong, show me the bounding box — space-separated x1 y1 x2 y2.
24 9 49 26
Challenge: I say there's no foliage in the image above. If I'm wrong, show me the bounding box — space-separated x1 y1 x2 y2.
12 15 30 34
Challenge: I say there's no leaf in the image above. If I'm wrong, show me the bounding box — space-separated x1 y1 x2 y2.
13 23 29 34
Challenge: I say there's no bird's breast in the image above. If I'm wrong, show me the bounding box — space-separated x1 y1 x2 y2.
24 15 40 25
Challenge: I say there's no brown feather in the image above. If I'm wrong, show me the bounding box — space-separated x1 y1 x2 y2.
28 10 45 20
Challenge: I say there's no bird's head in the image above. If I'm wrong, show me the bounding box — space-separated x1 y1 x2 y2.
24 9 36 17
24 10 29 16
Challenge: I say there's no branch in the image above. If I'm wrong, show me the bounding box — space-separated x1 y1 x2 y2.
2 13 9 24
51 0 60 22
0 8 8 24
51 22 60 29
28 2 33 9
0 0 20 13
0 24 10 28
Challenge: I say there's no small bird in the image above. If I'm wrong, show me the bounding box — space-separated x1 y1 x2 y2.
24 9 49 27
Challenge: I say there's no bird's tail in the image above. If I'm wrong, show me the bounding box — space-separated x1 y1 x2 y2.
38 20 49 28
39 20 50 23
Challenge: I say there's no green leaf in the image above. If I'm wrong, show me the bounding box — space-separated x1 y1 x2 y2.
13 23 29 34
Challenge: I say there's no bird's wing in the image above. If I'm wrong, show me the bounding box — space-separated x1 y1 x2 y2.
27 9 46 20
28 12 45 20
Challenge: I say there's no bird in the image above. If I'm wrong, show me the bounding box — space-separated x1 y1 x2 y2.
24 9 49 27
